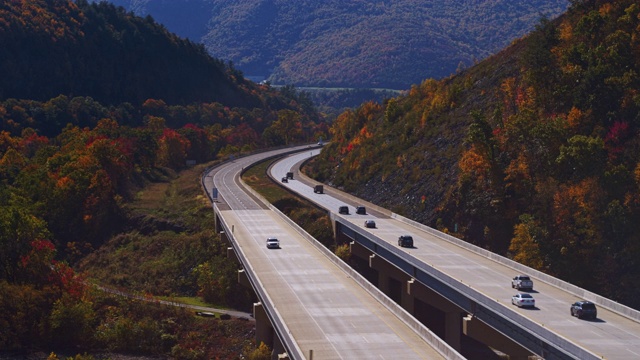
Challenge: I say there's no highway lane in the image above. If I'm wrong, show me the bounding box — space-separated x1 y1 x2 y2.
203 146 456 359
271 150 640 360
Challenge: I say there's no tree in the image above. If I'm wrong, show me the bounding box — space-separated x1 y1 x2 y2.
0 206 49 282
555 135 605 180
509 214 545 269
264 109 302 146
156 128 190 169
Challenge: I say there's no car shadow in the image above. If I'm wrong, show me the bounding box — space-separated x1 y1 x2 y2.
581 317 606 323
519 289 539 294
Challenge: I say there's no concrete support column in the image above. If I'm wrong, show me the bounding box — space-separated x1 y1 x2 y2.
238 269 251 288
402 279 416 313
463 315 533 360
220 229 229 243
227 247 242 264
272 336 288 360
253 302 274 350
215 213 222 233
371 255 391 294
445 311 462 351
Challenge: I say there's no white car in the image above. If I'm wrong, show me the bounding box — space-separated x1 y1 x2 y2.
512 293 535 308
266 237 280 249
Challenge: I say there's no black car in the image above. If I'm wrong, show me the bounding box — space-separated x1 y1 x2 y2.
398 235 413 248
281 177 288 183
356 206 366 215
364 220 376 228
338 206 349 214
570 301 597 319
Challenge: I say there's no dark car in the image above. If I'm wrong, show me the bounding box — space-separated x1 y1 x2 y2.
356 206 366 215
570 301 597 319
281 177 288 183
364 220 376 228
398 235 413 248
338 206 349 214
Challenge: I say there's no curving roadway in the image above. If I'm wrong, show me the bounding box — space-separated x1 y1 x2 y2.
270 149 640 360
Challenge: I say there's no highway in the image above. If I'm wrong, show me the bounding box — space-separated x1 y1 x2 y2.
270 149 640 360
202 145 459 359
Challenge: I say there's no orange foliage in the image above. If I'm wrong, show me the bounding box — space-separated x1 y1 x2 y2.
55 176 74 190
598 3 613 16
504 152 530 184
553 178 601 232
566 107 585 129
459 145 491 185
558 22 573 42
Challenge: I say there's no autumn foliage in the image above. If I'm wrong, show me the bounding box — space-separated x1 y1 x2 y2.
310 0 640 309
0 0 325 355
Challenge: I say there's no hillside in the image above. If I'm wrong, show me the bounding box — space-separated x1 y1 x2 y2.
97 0 569 89
0 1 322 356
307 0 640 310
0 0 254 107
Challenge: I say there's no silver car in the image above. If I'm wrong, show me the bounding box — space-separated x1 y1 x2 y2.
266 237 280 249
512 293 535 308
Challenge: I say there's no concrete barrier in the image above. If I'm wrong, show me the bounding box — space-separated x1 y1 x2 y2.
390 213 640 322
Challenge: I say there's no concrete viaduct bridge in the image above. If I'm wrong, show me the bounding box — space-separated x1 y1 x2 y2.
204 145 640 359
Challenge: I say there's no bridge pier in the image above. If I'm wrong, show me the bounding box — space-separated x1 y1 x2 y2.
253 302 274 350
253 302 288 360
347 236 538 358
353 242 463 351
238 269 251 288
463 315 534 360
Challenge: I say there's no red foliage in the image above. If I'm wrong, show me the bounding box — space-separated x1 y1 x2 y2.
49 261 86 299
225 123 259 146
18 132 49 156
604 121 629 160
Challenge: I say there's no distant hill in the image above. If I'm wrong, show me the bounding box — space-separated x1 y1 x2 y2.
0 0 251 107
307 0 640 310
96 0 569 89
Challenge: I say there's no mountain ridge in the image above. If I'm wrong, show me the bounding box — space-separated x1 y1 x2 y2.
100 0 569 89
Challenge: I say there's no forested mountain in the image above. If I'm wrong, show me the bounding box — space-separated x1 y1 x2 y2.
0 0 251 106
307 0 640 310
0 1 323 355
97 0 569 89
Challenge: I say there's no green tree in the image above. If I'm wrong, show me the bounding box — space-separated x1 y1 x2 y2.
555 135 605 180
0 206 49 282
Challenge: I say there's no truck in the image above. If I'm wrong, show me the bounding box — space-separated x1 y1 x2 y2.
314 185 324 194
286 172 294 179
511 275 534 291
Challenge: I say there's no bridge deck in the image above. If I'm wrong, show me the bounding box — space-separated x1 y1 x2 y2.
219 209 447 359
